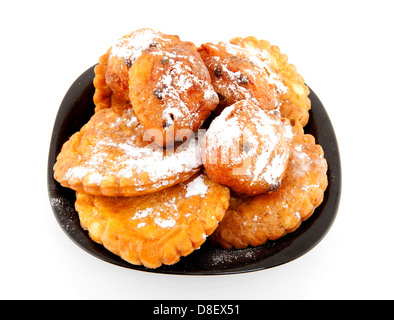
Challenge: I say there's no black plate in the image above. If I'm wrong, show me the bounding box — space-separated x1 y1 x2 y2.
48 65 341 275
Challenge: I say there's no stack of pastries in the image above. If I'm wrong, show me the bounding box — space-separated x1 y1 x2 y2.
53 29 328 268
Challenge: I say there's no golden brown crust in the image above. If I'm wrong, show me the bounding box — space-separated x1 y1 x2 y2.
129 42 219 147
201 100 291 196
53 107 202 197
229 37 311 126
210 122 328 249
75 173 230 268
93 49 113 112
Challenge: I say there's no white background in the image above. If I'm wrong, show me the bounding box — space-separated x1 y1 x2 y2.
1 0 393 300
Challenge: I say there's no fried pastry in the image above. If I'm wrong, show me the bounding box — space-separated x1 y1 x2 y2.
75 173 230 268
210 122 328 249
56 29 329 268
53 106 202 197
198 38 310 126
201 100 292 196
229 36 311 126
198 42 277 115
129 42 219 147
93 49 113 112
105 28 181 103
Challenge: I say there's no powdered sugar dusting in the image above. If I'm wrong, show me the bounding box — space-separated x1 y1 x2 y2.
248 112 291 185
205 42 287 109
124 175 211 230
64 109 202 187
110 29 174 64
185 175 209 198
130 197 179 229
154 217 177 228
132 207 154 220
202 104 242 162
290 144 312 178
203 100 292 186
240 42 288 95
153 49 217 127
290 143 325 179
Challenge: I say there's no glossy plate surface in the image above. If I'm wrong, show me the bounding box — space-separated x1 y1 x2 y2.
48 66 341 275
